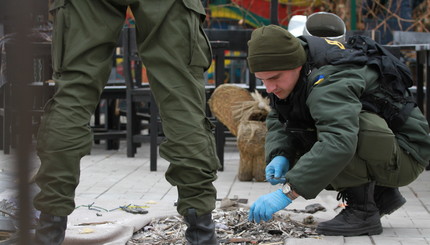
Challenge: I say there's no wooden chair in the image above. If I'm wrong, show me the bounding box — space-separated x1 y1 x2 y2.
123 27 230 171
92 32 128 150
122 27 161 170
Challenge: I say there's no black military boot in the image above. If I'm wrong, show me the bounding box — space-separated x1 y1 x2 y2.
34 213 67 245
374 185 406 216
316 182 382 236
184 208 218 245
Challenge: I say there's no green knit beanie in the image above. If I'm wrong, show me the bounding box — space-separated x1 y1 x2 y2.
247 25 307 73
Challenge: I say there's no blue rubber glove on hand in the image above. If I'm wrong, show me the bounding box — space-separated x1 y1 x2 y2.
248 189 292 223
265 156 289 185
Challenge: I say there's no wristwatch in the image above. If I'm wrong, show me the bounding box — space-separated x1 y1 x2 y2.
282 183 298 200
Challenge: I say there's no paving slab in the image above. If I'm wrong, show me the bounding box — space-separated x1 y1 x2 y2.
1 141 430 244
285 236 344 245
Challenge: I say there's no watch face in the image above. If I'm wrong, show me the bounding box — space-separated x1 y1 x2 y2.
282 184 291 194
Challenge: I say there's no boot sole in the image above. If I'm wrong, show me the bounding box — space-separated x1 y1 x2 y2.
379 197 406 217
316 223 383 237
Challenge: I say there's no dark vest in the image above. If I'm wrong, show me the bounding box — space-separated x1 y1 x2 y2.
271 63 316 152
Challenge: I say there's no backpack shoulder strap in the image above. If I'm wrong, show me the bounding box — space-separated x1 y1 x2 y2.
299 35 367 69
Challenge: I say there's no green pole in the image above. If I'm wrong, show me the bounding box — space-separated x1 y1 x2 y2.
271 0 278 25
351 0 357 30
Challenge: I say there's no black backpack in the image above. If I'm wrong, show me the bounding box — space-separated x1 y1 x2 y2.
300 35 416 132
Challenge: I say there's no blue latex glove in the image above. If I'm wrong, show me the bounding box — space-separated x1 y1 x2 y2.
265 156 289 185
248 189 292 223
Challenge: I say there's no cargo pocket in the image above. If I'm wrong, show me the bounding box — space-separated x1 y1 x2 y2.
357 112 399 185
204 117 221 170
182 0 212 71
49 0 68 77
36 98 55 152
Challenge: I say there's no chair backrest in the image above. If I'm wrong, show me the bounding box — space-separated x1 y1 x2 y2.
32 42 52 84
393 31 430 45
1 33 52 87
204 29 252 52
105 30 125 86
204 29 259 91
1 35 54 109
122 27 144 91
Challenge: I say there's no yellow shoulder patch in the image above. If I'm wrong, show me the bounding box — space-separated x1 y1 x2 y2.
324 39 345 49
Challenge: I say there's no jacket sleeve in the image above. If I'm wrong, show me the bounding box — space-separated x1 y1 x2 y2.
265 109 298 164
396 107 430 166
285 64 378 199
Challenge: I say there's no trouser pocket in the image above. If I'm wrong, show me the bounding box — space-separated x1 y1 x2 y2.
182 0 212 70
50 0 68 76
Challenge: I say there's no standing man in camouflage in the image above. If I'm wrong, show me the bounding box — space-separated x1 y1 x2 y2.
34 1 220 244
246 25 430 236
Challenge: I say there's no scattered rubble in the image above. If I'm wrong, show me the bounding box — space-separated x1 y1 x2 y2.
287 203 326 214
127 204 321 245
0 199 18 243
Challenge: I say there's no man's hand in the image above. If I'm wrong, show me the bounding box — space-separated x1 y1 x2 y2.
248 189 292 223
265 156 289 185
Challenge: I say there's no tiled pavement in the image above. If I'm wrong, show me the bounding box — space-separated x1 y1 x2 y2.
1 140 430 244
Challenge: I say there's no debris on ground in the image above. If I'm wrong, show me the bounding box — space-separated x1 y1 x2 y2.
120 205 149 215
0 199 18 242
77 221 115 226
127 204 321 245
287 203 327 214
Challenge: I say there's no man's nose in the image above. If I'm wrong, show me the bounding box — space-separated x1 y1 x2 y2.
265 83 276 93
